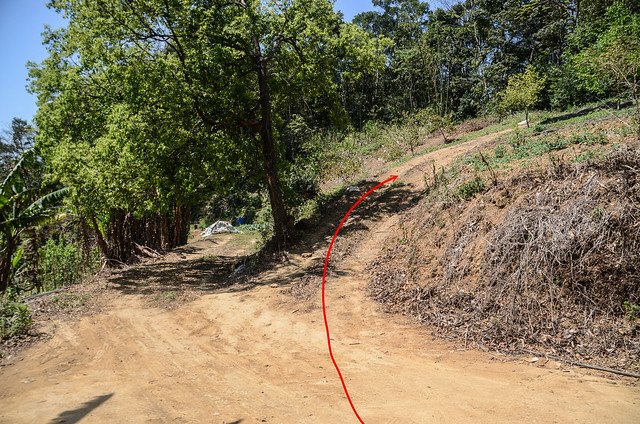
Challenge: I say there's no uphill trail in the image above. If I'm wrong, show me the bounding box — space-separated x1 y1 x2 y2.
1 129 638 424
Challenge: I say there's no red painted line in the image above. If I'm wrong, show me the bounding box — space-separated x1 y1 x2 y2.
321 175 398 424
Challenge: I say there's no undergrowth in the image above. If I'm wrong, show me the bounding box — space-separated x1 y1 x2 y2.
456 177 486 200
464 130 608 172
0 294 32 340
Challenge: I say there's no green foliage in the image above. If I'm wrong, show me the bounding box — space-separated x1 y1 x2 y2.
0 118 36 180
591 207 606 221
576 150 600 163
571 2 640 137
0 297 32 339
572 3 640 94
456 177 486 201
494 145 507 159
197 191 266 228
570 132 608 146
428 114 455 142
20 0 640 262
0 150 67 293
548 65 586 110
252 194 275 242
510 135 568 159
349 0 626 121
500 67 546 126
408 109 455 143
283 160 321 211
302 109 457 188
399 112 426 155
30 0 388 250
38 237 83 291
623 301 640 321
466 129 609 173
283 115 324 212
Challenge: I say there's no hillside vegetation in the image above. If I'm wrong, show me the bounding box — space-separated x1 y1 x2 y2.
369 107 640 371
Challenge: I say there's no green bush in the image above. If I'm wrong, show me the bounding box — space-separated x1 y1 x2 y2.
283 160 321 218
623 301 640 321
457 177 486 200
322 141 364 182
0 297 32 339
195 189 267 228
509 129 526 148
576 150 600 162
38 237 83 291
197 217 209 230
544 135 570 152
494 145 507 159
570 132 607 146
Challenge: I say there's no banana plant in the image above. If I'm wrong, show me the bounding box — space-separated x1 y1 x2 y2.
0 150 67 293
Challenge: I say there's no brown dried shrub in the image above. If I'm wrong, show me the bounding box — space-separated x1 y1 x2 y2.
370 145 640 370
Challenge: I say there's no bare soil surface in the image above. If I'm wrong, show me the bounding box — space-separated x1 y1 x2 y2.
1 130 639 424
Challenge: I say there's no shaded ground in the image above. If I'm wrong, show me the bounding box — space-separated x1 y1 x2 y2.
1 127 639 423
539 101 633 126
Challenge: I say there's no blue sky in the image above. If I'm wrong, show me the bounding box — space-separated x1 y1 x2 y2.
337 0 380 21
0 1 66 129
0 1 380 128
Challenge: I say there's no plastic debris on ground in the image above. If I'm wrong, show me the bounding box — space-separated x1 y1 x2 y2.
201 221 241 238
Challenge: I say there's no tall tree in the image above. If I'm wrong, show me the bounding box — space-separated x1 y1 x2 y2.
31 0 382 255
0 118 36 179
573 2 640 138
353 0 430 122
500 66 546 127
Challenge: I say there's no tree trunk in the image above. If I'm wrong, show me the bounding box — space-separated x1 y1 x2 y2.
254 43 289 249
636 102 640 141
89 215 111 261
634 91 640 141
173 205 190 246
525 109 530 128
0 231 16 293
440 128 450 144
92 206 191 267
173 206 182 247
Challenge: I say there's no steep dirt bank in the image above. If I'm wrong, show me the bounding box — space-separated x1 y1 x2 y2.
1 130 639 423
370 146 640 372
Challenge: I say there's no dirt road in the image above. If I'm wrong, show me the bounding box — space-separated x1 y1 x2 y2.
1 132 638 423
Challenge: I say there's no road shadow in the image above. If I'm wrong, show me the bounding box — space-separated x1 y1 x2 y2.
49 393 114 424
540 101 632 126
292 179 420 255
240 179 421 288
108 250 353 296
109 255 242 295
108 180 419 296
